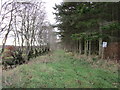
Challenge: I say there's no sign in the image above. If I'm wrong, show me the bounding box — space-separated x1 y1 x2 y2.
102 42 107 47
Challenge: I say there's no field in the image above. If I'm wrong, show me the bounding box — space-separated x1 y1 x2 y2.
2 50 119 88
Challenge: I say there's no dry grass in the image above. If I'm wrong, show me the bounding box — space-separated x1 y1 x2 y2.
2 50 119 88
73 53 119 72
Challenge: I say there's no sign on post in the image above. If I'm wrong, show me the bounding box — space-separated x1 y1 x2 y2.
102 42 107 48
102 42 107 59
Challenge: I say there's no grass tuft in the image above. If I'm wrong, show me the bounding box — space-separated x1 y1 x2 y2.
2 49 119 88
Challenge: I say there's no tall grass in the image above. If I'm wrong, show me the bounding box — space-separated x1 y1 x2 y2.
2 50 119 88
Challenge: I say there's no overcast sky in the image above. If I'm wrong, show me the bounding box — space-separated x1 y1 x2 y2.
0 0 62 45
44 0 62 24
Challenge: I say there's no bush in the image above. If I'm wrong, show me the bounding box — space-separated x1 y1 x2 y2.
2 46 15 59
2 47 25 69
92 57 98 62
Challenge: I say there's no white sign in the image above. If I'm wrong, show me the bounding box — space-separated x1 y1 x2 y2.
102 42 107 47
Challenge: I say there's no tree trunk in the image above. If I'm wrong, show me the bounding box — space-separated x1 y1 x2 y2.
99 38 102 57
1 7 13 54
99 23 103 58
88 40 91 56
79 40 82 55
86 40 89 56
84 40 86 55
26 39 30 61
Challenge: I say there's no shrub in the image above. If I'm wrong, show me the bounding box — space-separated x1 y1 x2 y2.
2 46 15 58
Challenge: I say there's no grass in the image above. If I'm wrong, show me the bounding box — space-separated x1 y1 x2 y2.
2 50 119 88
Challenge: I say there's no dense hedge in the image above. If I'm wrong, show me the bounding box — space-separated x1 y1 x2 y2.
2 46 50 69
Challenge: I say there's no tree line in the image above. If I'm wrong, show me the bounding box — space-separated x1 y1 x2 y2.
0 0 55 69
54 2 120 59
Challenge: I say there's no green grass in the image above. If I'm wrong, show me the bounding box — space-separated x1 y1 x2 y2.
2 50 119 88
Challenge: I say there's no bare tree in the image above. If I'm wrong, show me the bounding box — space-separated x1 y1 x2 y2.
0 0 54 63
0 0 15 54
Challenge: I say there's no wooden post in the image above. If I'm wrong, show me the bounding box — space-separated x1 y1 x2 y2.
101 47 104 59
102 42 107 59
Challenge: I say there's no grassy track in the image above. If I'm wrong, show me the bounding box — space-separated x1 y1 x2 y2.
2 50 119 88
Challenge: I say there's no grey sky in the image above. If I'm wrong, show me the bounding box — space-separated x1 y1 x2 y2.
0 0 62 45
44 0 62 24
